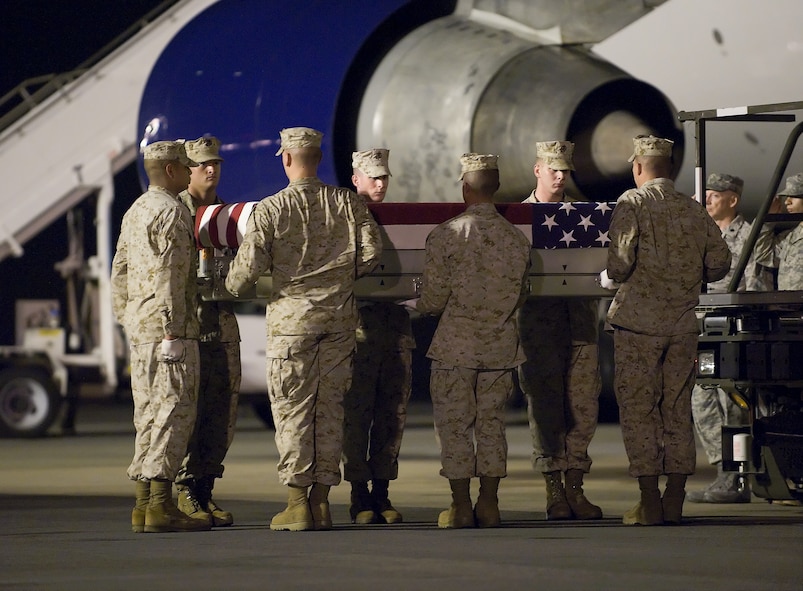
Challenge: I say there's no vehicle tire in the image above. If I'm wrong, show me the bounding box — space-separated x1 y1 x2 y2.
0 367 62 438
250 397 275 429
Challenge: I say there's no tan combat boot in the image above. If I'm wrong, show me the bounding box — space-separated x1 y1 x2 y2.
144 479 212 533
131 480 149 533
309 483 332 531
438 478 475 529
177 482 214 528
662 473 687 525
270 485 313 531
474 476 501 528
372 479 402 524
623 476 664 526
543 471 573 520
564 469 603 520
349 481 377 524
197 475 233 527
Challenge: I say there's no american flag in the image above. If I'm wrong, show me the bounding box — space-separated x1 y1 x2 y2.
195 201 617 250
529 202 616 249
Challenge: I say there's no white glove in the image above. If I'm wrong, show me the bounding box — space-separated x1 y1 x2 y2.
399 298 419 310
598 269 621 290
160 338 185 362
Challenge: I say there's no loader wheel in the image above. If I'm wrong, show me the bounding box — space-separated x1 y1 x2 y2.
0 367 61 438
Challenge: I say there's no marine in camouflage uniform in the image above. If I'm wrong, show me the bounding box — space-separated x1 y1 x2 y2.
416 154 531 529
342 149 416 525
690 173 771 504
174 136 242 526
606 136 730 525
755 173 803 290
518 140 603 521
111 140 208 533
225 127 382 532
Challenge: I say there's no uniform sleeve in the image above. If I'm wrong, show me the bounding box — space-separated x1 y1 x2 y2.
225 203 273 296
702 215 731 284
417 228 451 316
752 223 780 269
153 207 195 337
353 196 383 278
110 228 128 324
606 197 638 284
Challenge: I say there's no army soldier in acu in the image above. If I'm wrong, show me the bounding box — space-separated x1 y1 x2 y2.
688 172 773 505
414 153 531 529
225 127 382 531
342 149 415 525
111 141 210 533
174 136 241 527
604 136 730 526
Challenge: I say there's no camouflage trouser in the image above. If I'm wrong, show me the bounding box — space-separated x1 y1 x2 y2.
613 329 697 477
342 343 412 482
127 340 199 481
176 340 241 484
267 331 355 487
430 362 513 479
691 384 748 465
518 298 601 473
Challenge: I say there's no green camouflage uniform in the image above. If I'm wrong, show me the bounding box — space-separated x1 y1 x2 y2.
607 178 730 478
692 213 771 465
756 223 803 290
111 185 200 481
417 202 531 479
342 301 415 482
518 191 602 474
225 177 382 487
176 191 242 485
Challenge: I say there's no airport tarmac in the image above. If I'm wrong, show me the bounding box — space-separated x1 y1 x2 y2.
1 398 801 591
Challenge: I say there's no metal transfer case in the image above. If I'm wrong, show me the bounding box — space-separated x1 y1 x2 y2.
193 201 617 302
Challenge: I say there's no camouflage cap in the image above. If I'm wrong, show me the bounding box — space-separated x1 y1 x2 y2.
459 153 498 181
185 136 224 164
778 172 803 197
536 140 575 171
352 148 392 177
142 140 198 167
275 127 323 156
627 135 674 162
706 172 744 196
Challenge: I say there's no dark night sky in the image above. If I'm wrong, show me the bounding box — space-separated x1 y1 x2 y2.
1 1 166 97
0 1 166 345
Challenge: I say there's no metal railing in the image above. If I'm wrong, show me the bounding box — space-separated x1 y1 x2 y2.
0 0 180 135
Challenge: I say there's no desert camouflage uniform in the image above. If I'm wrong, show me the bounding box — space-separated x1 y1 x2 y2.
417 202 531 479
111 185 200 481
342 301 415 482
692 213 768 465
607 178 730 477
225 177 382 487
176 192 241 485
518 193 602 475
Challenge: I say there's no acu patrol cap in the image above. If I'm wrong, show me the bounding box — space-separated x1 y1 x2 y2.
352 148 392 177
142 140 198 167
706 172 744 196
459 153 498 181
778 173 803 197
185 136 224 164
275 127 323 156
536 140 575 171
628 135 674 162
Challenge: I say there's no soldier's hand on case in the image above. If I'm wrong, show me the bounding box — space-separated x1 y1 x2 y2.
597 269 621 290
160 337 185 361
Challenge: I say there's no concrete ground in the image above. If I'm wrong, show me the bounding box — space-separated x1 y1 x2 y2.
1 398 801 591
